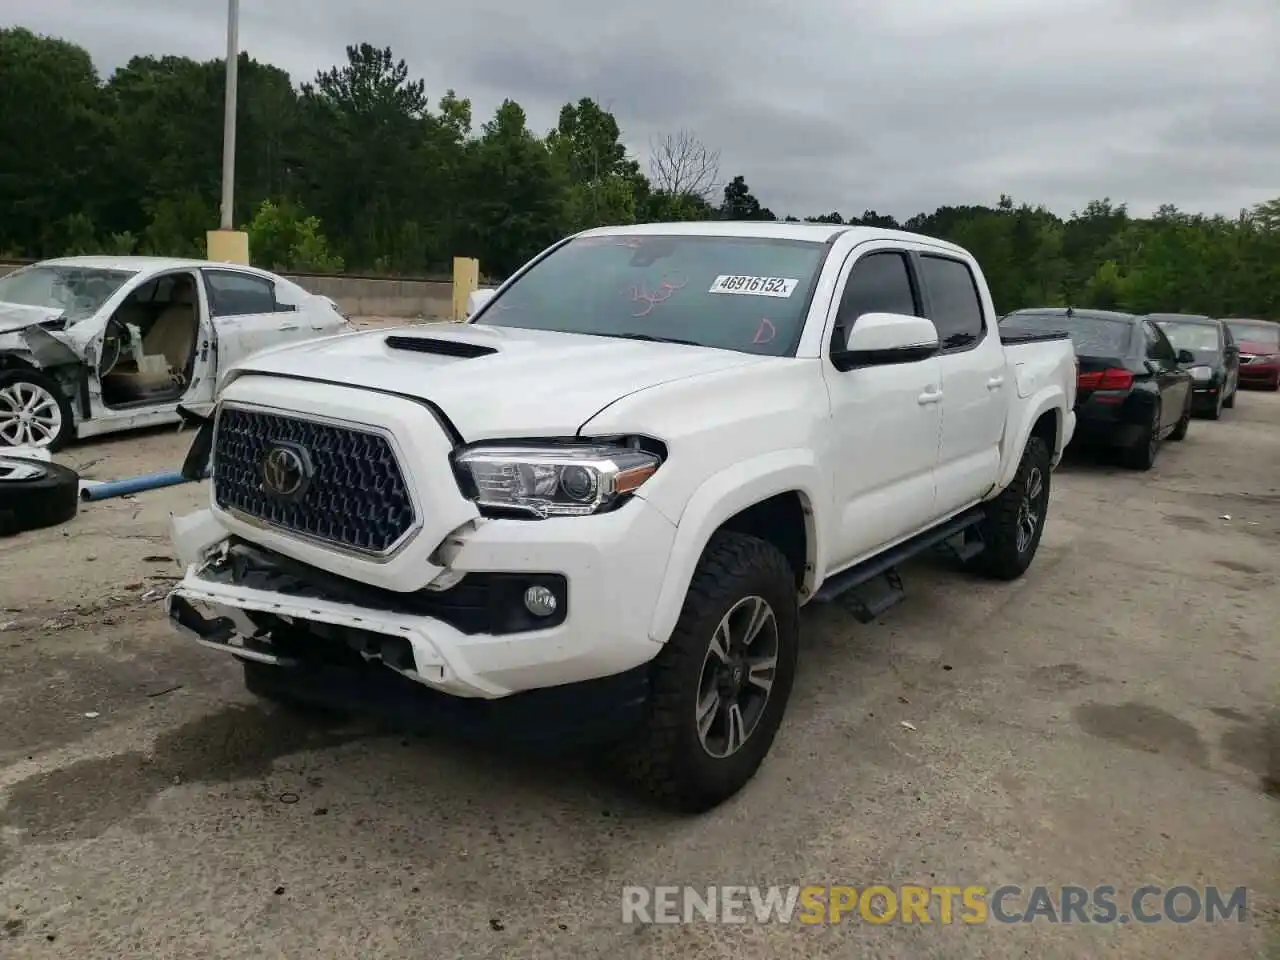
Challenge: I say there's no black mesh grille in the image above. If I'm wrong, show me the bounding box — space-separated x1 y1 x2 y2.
213 407 416 553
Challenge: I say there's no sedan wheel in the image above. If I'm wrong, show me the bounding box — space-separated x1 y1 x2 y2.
0 372 72 450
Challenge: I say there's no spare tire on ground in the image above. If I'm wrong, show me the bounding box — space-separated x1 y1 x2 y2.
0 457 80 536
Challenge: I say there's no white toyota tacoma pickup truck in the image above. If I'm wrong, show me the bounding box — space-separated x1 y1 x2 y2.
166 222 1076 812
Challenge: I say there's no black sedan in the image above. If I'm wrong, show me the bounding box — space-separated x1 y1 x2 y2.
1000 307 1194 470
1147 313 1239 419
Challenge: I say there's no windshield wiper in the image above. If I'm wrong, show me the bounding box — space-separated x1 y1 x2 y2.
607 332 704 347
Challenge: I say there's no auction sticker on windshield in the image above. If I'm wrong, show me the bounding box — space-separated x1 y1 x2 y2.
709 275 798 298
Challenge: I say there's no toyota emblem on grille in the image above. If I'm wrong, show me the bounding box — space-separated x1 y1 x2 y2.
261 442 312 499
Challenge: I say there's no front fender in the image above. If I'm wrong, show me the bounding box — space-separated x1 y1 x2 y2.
995 386 1069 491
645 448 827 644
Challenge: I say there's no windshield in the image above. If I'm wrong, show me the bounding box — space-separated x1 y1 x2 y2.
1154 321 1221 355
474 234 827 356
1001 312 1131 357
1225 320 1280 346
0 264 135 323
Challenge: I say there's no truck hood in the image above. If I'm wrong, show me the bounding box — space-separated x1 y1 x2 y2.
225 323 770 439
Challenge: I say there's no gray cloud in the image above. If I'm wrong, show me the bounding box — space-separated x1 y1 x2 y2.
8 0 1278 218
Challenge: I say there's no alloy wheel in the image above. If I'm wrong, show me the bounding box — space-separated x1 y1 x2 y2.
0 381 62 448
1015 466 1044 554
695 596 780 759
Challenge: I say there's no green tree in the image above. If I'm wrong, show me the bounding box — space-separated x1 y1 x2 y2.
458 100 565 278
721 175 776 221
246 199 343 273
0 28 112 256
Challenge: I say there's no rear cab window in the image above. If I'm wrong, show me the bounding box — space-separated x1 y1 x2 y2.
475 234 828 356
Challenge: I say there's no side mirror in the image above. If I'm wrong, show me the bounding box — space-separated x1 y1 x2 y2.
833 312 940 371
1175 348 1196 365
466 288 496 319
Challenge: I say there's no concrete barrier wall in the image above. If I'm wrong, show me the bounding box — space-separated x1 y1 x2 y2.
0 262 458 320
291 274 454 319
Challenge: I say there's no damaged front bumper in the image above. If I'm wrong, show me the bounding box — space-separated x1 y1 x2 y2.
166 497 677 703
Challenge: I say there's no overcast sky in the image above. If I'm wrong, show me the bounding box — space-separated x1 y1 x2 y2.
9 0 1279 219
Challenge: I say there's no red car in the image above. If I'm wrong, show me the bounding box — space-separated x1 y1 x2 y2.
1224 319 1280 391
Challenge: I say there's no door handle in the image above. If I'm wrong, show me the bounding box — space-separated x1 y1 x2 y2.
917 387 943 405
279 324 299 331
986 376 1004 390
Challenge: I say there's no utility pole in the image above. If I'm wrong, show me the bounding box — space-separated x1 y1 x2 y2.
219 0 240 230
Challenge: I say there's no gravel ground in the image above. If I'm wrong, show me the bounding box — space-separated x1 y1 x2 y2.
0 376 1276 959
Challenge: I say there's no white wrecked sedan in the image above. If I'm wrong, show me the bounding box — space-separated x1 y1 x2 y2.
0 256 351 449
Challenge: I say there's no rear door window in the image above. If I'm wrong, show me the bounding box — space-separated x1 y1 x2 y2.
1144 321 1178 367
203 270 278 318
918 255 985 351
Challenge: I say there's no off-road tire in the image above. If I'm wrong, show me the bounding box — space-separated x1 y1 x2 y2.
0 457 79 536
1170 391 1193 439
969 436 1052 581
1120 400 1162 471
0 368 75 451
614 532 799 813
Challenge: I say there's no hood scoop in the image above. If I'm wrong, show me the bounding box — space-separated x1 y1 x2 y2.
385 335 497 359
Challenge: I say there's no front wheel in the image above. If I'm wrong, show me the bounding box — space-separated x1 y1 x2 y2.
1205 386 1224 421
0 369 75 451
616 532 799 812
969 436 1051 581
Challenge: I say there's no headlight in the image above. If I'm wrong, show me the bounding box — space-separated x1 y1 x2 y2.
454 442 662 518
1189 365 1213 381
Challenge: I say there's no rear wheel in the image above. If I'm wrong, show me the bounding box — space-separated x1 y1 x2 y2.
1121 401 1162 470
615 532 799 812
969 436 1051 581
1170 391 1192 440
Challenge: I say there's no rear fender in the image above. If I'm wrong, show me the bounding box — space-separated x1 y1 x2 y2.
995 387 1068 491
646 449 826 644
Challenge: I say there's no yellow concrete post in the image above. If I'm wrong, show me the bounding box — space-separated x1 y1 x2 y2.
206 229 250 265
452 256 480 322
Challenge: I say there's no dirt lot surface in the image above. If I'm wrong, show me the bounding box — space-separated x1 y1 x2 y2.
1 378 1277 958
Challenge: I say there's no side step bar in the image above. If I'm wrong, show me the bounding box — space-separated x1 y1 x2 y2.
811 507 987 619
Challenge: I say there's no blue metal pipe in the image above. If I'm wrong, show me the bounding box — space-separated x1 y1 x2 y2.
79 468 210 502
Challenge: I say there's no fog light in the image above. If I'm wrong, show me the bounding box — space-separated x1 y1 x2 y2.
523 585 558 617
